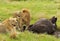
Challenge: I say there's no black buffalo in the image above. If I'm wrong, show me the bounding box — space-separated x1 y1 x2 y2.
23 16 57 35
50 16 57 30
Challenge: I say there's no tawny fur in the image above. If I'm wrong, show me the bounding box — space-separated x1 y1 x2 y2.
13 9 30 31
0 17 18 38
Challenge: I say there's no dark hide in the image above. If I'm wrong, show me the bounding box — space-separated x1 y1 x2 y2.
50 16 57 30
28 18 56 34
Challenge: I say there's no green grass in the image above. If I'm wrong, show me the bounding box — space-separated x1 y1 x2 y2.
0 31 60 41
0 0 60 41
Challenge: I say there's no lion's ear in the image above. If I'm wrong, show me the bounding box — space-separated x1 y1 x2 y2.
9 17 17 22
21 8 29 13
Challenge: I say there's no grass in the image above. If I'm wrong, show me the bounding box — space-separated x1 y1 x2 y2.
0 31 60 41
0 0 60 41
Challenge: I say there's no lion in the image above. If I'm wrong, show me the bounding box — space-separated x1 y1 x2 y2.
13 9 30 31
0 17 18 38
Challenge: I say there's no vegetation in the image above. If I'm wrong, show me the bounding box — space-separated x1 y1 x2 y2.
0 0 60 41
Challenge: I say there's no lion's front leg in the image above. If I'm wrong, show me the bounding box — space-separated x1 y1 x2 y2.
9 27 17 39
18 18 23 32
25 21 30 30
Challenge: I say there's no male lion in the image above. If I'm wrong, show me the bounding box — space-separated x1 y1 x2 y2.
13 9 30 31
0 17 18 38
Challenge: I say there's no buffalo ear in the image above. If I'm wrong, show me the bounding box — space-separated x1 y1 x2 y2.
50 16 57 24
27 24 33 30
23 24 33 31
22 26 26 31
29 24 33 28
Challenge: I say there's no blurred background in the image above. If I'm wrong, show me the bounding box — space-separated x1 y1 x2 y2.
0 0 60 41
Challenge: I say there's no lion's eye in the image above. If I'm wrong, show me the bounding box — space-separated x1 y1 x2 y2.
12 24 16 26
18 16 20 17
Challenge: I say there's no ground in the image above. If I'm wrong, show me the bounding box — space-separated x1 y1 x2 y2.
0 0 60 41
